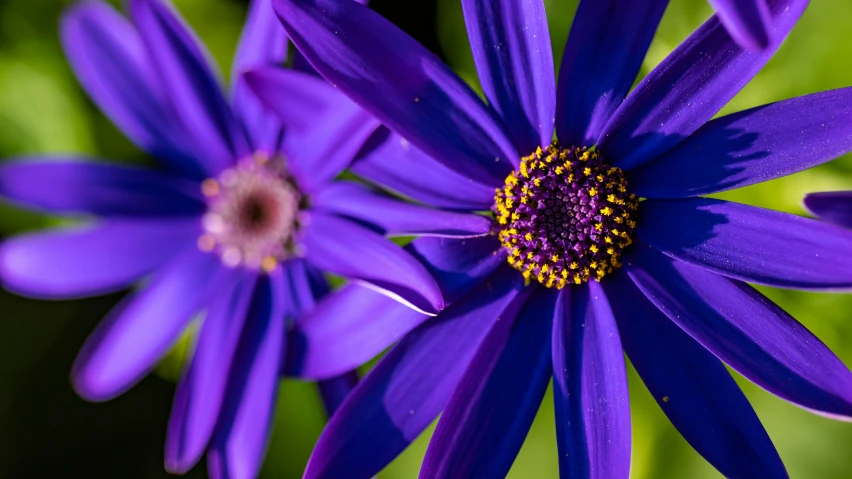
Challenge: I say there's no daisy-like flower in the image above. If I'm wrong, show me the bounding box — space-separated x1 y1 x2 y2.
271 0 852 477
0 0 476 476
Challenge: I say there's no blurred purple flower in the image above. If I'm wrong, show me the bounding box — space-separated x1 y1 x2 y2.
805 191 852 228
0 0 495 476
271 0 852 477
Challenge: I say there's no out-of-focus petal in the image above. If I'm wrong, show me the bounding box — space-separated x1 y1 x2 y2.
288 284 429 380
462 0 555 153
243 66 343 137
60 0 201 177
208 271 287 479
606 271 787 478
130 0 249 175
274 0 517 184
304 266 525 479
351 129 497 210
231 0 289 151
552 281 631 479
301 211 443 315
407 235 506 303
312 181 492 238
598 0 808 170
710 0 772 51
421 287 552 478
632 88 852 198
165 270 257 474
0 219 199 299
556 0 667 146
317 372 359 417
804 191 852 229
628 245 852 420
0 158 204 217
637 198 852 290
72 247 225 401
286 98 380 192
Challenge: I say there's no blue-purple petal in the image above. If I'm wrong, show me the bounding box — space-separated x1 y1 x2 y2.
304 266 524 479
406 235 506 303
632 88 852 198
606 271 787 478
598 0 808 170
804 191 852 229
60 0 201 177
72 247 225 401
421 287 552 478
637 198 852 290
317 372 359 417
627 245 852 419
301 211 443 314
165 270 258 474
0 158 205 217
231 0 288 152
273 0 517 184
462 0 555 153
288 284 429 380
130 0 249 175
0 219 199 299
351 128 497 210
552 281 631 479
312 181 492 238
556 0 668 147
710 0 772 51
208 270 287 479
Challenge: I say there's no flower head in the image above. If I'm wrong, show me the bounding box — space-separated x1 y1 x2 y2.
272 0 852 477
0 0 461 476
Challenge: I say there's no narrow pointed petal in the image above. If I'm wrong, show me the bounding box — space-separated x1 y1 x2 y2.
304 267 524 479
208 271 287 479
312 181 492 238
286 98 380 192
552 282 631 479
0 159 205 217
637 198 852 290
462 0 555 153
243 66 343 136
351 129 497 210
421 287 553 478
231 0 288 151
274 0 517 184
72 248 225 401
289 285 429 380
804 191 852 229
598 0 808 170
0 219 199 299
710 0 772 51
301 211 443 314
407 235 506 303
633 88 852 198
60 1 200 176
628 246 852 419
165 270 258 474
556 0 668 146
606 271 787 478
131 0 249 175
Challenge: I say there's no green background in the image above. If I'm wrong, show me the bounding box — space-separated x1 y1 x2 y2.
1 0 852 477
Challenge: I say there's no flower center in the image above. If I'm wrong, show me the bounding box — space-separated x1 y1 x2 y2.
198 153 301 272
494 142 638 288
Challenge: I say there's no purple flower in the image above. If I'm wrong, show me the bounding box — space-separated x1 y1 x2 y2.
0 0 496 476
270 0 852 477
711 0 773 50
